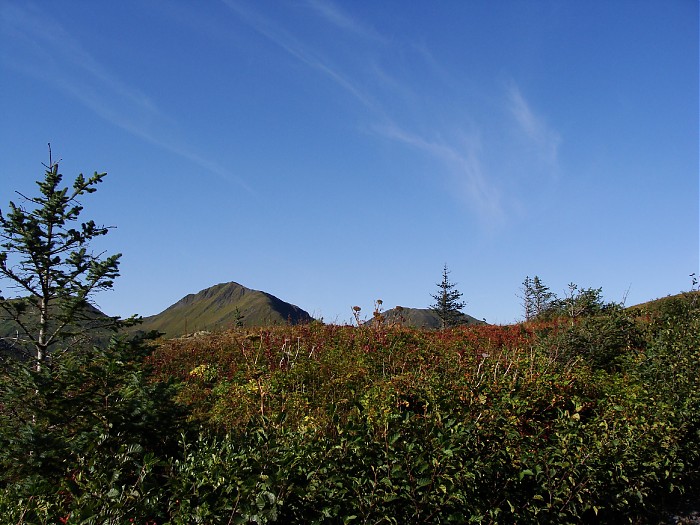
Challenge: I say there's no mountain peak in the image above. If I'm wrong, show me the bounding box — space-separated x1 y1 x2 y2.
369 307 486 329
139 281 312 337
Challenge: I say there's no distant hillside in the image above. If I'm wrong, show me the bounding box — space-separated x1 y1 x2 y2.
369 307 487 329
626 290 699 314
137 282 313 338
0 301 117 357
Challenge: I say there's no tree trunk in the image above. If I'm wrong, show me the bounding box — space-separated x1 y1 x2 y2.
37 296 48 372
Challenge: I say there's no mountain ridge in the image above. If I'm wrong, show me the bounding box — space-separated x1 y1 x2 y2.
136 281 313 337
370 306 487 328
3 284 693 343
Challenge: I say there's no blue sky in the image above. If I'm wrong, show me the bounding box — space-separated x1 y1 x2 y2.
1 1 697 324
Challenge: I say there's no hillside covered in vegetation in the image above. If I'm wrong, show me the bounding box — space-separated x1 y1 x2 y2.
3 133 697 524
136 281 313 337
2 288 698 523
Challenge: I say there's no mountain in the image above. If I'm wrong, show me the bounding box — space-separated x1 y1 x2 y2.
626 290 699 314
370 307 487 329
136 282 313 337
0 301 118 357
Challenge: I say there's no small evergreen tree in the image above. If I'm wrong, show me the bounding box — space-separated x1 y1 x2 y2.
0 149 181 522
0 146 132 366
430 264 466 329
520 275 555 321
521 276 536 321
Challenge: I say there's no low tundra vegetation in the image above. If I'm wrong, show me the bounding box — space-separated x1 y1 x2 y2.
1 292 698 524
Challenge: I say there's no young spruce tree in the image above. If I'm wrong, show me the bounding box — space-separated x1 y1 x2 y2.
0 146 131 366
0 149 181 522
430 264 466 329
520 275 555 321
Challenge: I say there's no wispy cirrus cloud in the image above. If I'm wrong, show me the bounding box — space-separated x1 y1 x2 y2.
223 2 560 225
303 0 385 43
221 1 512 225
507 82 561 173
0 3 156 118
222 0 378 112
377 121 504 225
0 2 251 192
222 1 509 224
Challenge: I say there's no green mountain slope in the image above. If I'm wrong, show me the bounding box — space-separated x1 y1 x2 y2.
137 282 313 337
626 290 699 314
0 301 118 357
371 307 486 328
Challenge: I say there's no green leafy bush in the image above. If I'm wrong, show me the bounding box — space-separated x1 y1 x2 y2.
1 297 698 523
0 335 185 523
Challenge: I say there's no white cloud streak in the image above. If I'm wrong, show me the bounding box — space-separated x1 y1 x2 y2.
222 3 562 225
0 3 155 115
223 1 539 226
507 83 561 172
0 2 251 192
377 122 504 225
222 0 379 112
222 1 509 224
303 0 385 43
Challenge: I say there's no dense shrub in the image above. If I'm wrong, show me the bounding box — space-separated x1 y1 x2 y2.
1 298 698 523
543 307 645 372
0 335 185 523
